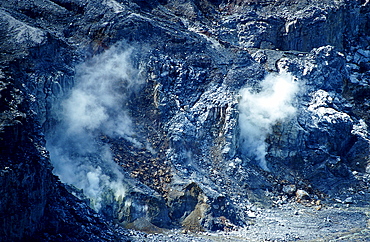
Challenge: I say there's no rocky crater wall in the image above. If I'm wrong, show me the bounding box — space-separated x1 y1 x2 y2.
1 0 370 241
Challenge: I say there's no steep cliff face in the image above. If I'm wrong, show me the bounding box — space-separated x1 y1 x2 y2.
1 0 370 241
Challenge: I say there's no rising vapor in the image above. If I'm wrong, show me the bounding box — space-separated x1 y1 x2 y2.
239 72 299 171
47 46 143 211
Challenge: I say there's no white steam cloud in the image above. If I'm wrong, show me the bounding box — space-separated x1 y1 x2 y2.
47 46 143 211
239 72 299 171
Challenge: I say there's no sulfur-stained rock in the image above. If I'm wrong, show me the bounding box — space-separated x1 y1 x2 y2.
1 0 370 241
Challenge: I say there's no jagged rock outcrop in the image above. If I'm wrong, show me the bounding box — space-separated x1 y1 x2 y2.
1 0 370 241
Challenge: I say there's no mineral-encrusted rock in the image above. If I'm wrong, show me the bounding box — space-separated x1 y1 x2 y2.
1 0 370 240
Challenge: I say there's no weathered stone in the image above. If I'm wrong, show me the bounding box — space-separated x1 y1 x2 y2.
282 185 297 196
296 190 310 200
1 0 370 241
343 197 354 204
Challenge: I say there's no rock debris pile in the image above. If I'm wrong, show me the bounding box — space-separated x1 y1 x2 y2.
1 0 370 241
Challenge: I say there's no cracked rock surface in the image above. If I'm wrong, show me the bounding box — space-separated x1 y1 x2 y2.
1 0 370 241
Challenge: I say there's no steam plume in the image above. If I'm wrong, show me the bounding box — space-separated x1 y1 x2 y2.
238 72 299 171
47 46 143 211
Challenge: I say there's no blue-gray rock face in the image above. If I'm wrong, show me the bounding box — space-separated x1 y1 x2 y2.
1 0 370 240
